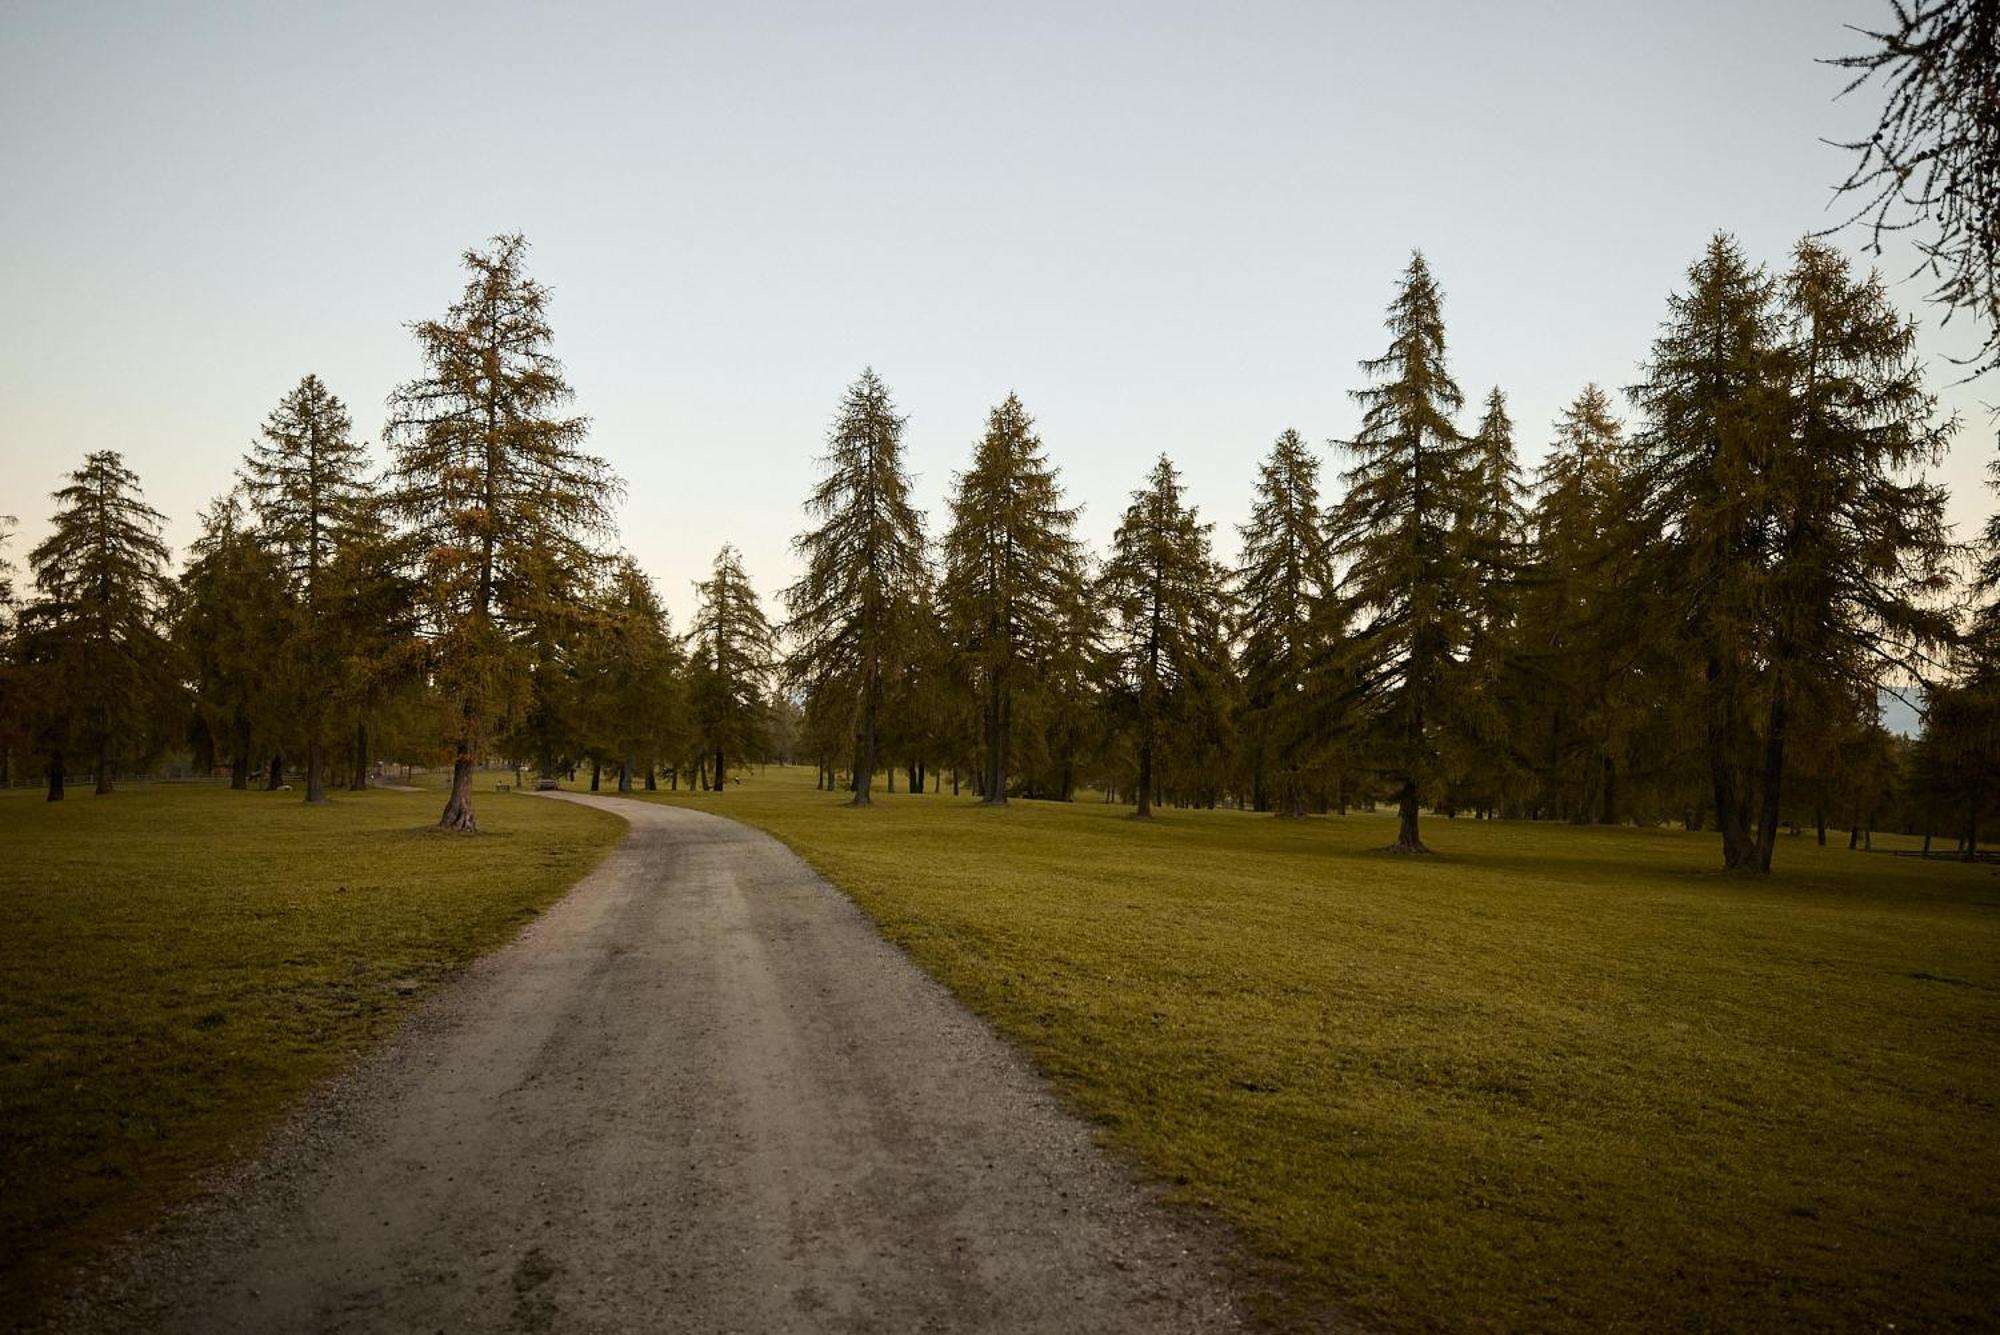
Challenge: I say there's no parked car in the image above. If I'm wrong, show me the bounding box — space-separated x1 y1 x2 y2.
535 777 560 791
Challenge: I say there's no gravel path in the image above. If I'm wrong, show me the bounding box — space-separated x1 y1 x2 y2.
61 793 1248 1333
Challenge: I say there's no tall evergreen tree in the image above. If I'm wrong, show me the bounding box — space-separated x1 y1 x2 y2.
938 392 1083 805
1749 238 1956 870
689 543 777 790
1627 234 1783 869
783 368 928 806
1099 454 1220 818
242 373 372 802
176 492 288 789
1518 385 1633 822
1234 429 1332 816
1326 252 1487 852
386 233 619 831
593 556 682 793
17 452 175 799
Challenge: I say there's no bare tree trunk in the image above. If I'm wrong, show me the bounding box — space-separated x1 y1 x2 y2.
1599 755 1617 825
1815 806 1826 846
438 737 478 832
852 677 878 807
644 765 657 791
618 753 633 793
47 748 64 802
230 716 251 791
1751 674 1788 873
351 720 369 791
1134 723 1154 819
1393 779 1426 852
713 747 725 792
94 733 114 795
265 753 284 791
305 737 328 803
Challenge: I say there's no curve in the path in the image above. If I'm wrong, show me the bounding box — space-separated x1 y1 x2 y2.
72 792 1248 1334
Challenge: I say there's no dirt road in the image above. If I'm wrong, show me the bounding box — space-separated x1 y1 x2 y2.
74 794 1246 1333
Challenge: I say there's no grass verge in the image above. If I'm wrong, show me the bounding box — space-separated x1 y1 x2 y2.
0 782 622 1317
633 766 1999 1331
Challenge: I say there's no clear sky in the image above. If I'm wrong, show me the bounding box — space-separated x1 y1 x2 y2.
2 0 1992 628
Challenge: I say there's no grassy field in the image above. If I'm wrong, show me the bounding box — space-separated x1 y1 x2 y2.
0 782 623 1316
635 766 1999 1332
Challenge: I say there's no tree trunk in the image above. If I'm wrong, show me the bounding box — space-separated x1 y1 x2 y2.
1134 726 1154 819
229 730 250 791
47 748 64 802
1815 806 1826 846
714 747 725 792
94 733 114 795
1392 779 1426 852
1750 673 1788 873
590 759 601 792
1964 803 1979 863
619 754 634 793
852 677 878 807
438 740 478 832
1599 755 1617 825
644 766 657 791
305 737 328 803
351 720 369 791
266 753 284 791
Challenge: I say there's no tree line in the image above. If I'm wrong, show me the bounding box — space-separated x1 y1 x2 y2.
0 230 1994 871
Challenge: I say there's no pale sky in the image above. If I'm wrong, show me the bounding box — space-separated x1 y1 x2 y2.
2 0 1993 630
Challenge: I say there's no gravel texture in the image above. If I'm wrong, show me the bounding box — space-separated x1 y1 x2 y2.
52 793 1249 1333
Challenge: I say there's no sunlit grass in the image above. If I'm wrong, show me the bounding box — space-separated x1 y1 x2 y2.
633 765 2000 1331
0 783 622 1315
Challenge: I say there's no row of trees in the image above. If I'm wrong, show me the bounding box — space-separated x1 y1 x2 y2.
0 229 1992 870
778 238 1989 873
0 237 787 828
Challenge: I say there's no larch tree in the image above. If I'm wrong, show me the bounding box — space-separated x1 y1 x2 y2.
1519 385 1633 822
1831 0 2000 377
689 543 777 790
1455 387 1527 814
176 492 288 789
1234 429 1333 817
596 556 682 792
386 233 619 831
939 392 1084 805
783 368 928 806
1749 238 1957 871
1627 234 1783 869
1326 252 1487 852
241 373 372 802
1098 453 1220 819
18 452 174 799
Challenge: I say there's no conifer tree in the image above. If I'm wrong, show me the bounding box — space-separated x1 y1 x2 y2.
18 452 175 799
1099 454 1221 818
242 373 372 802
689 544 777 790
1234 429 1332 816
1832 0 2000 377
595 556 682 792
176 492 288 788
321 490 422 790
939 392 1084 805
387 234 618 831
1750 238 1956 870
1518 385 1632 822
1627 234 1783 869
783 368 928 806
1326 252 1487 852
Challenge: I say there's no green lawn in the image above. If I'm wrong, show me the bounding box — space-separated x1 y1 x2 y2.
634 766 1999 1332
0 783 622 1316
